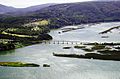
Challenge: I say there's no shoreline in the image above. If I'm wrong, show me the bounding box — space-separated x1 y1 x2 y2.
0 33 52 51
53 52 120 61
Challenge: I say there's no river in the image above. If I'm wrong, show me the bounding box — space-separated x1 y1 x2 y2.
0 22 120 79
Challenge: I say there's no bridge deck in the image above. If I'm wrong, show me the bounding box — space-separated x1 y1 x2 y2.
42 40 90 45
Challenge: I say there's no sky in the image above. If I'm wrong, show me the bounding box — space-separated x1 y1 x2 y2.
0 0 93 8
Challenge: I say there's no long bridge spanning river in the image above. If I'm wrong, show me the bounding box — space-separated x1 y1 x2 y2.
42 40 90 45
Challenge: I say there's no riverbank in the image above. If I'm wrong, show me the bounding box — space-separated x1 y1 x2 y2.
0 33 52 51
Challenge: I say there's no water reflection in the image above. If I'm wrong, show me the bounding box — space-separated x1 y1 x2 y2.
0 49 15 55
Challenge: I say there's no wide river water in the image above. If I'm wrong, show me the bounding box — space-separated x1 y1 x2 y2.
0 22 120 79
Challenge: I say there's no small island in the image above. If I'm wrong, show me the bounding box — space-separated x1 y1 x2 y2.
99 26 120 34
63 46 71 49
0 62 40 67
53 51 120 61
53 42 120 61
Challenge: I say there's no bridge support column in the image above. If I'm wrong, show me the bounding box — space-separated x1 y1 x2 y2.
58 41 59 44
71 42 73 44
53 41 55 44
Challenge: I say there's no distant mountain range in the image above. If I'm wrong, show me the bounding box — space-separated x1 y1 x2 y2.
95 0 120 1
0 3 55 14
22 3 56 12
1 1 120 29
0 4 17 14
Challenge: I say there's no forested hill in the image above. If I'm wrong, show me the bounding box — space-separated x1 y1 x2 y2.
1 1 120 28
0 4 17 14
35 1 120 28
0 3 55 15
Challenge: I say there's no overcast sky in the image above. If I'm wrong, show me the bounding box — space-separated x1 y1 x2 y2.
0 0 93 8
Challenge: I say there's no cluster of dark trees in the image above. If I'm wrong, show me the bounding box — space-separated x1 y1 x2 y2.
0 43 15 51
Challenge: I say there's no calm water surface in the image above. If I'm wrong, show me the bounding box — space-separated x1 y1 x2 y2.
0 22 120 79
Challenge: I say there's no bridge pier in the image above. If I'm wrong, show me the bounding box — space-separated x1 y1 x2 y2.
62 41 64 44
71 42 73 44
57 41 59 44
48 41 50 44
66 42 68 44
44 41 46 44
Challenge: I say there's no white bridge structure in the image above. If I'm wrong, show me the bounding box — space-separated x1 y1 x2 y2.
42 40 90 45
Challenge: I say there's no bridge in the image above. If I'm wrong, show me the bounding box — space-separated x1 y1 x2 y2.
42 40 89 45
